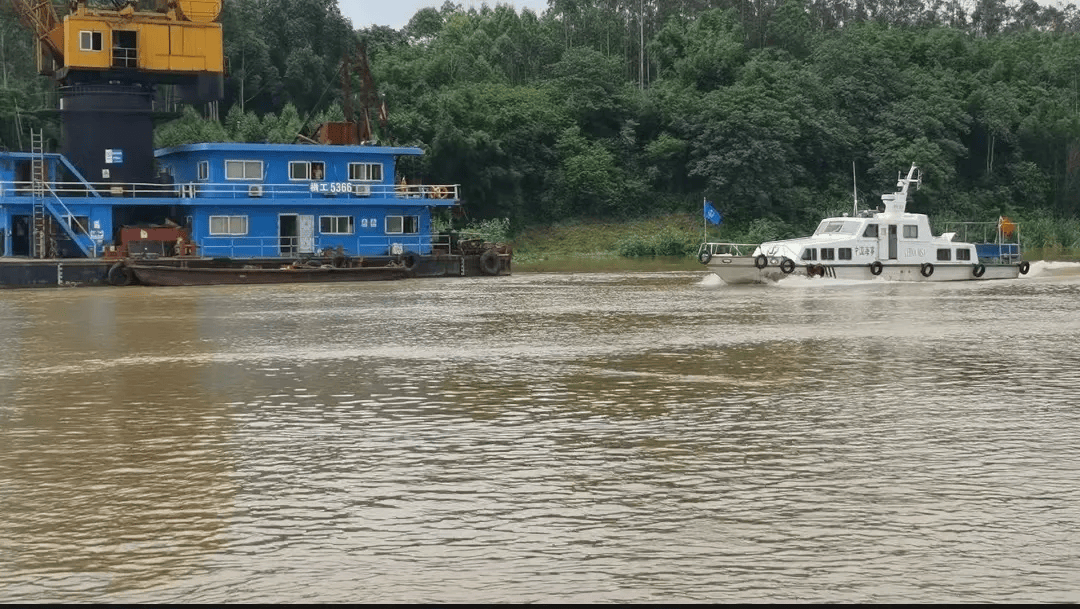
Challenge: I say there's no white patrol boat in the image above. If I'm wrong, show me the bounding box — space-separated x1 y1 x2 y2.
698 164 1031 284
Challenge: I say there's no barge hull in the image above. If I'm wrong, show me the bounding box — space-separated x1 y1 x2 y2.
0 259 111 288
0 252 511 288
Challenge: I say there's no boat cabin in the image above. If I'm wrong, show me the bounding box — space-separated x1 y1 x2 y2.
756 167 977 266
0 142 459 260
777 212 978 266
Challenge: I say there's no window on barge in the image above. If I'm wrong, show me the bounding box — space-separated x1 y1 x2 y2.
839 248 852 260
903 225 919 238
801 248 817 261
385 215 419 234
290 161 326 181
225 160 263 180
937 248 952 261
320 216 354 235
821 248 835 260
209 215 248 235
863 224 879 238
349 163 383 181
67 216 90 233
957 248 972 261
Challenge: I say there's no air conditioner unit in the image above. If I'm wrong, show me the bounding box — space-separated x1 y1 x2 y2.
248 184 264 197
352 184 371 197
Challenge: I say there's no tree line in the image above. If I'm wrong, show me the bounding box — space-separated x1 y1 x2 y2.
4 0 1080 241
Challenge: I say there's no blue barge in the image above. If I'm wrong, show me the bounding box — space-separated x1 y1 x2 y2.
0 139 511 287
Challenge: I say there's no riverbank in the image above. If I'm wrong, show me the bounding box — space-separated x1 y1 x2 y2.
511 214 703 271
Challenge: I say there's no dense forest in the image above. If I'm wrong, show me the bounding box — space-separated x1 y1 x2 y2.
5 0 1080 242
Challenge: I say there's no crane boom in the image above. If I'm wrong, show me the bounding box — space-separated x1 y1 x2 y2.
9 0 65 74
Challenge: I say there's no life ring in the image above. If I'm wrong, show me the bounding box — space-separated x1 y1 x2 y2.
698 250 712 265
430 186 447 199
107 262 132 286
401 251 419 271
479 249 500 275
779 258 795 274
921 262 934 277
754 254 768 269
972 263 986 278
1018 261 1030 275
869 261 883 276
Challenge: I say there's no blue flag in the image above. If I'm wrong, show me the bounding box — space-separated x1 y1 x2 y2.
704 201 722 225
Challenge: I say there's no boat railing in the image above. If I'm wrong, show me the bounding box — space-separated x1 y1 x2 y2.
199 234 437 259
942 220 1022 263
698 242 759 257
1 179 461 202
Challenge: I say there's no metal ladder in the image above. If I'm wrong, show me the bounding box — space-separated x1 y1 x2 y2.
30 129 48 259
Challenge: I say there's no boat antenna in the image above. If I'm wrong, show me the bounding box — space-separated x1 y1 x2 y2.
852 161 858 216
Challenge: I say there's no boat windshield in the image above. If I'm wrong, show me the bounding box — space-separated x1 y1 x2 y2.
814 220 859 235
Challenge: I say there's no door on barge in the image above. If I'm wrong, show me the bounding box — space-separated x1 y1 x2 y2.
11 216 31 257
279 214 315 257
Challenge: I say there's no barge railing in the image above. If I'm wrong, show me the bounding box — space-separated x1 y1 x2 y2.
2 180 461 202
198 233 445 259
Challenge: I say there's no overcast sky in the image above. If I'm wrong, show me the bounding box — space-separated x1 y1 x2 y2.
338 1 550 30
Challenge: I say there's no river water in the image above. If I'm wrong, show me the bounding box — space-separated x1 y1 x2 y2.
2 262 1080 602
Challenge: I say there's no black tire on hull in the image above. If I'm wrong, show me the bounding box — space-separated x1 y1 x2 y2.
480 249 500 275
108 262 133 286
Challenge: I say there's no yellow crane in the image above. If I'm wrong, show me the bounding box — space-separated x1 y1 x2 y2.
6 0 227 195
10 0 223 86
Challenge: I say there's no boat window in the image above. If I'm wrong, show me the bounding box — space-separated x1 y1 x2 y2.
801 248 817 261
289 161 326 181
821 248 835 260
903 225 919 238
385 215 419 235
937 248 951 261
863 224 878 238
956 248 971 261
814 221 857 235
198 161 209 181
349 162 383 182
209 215 248 235
320 216 354 235
838 248 852 260
225 160 263 180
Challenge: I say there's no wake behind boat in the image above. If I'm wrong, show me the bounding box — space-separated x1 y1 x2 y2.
698 164 1031 284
